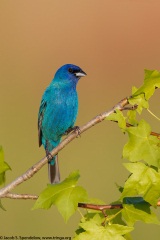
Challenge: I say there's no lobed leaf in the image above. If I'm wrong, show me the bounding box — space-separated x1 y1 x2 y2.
74 214 133 240
33 170 88 222
132 69 160 100
122 198 160 226
121 162 160 206
106 109 126 131
129 87 149 114
123 120 160 167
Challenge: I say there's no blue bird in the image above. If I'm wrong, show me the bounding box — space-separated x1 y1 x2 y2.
38 64 86 184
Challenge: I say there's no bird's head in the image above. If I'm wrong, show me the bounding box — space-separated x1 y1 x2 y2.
54 64 87 86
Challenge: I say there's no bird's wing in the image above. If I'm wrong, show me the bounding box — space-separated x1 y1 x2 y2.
38 98 47 147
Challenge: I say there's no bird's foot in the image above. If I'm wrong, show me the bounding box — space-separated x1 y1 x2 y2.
46 152 53 163
64 126 81 137
73 126 81 137
64 127 72 135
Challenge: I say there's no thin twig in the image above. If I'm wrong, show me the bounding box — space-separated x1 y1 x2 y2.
0 97 129 198
78 203 123 211
1 193 38 200
78 200 160 211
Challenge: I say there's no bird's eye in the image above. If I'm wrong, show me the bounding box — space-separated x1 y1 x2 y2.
68 68 73 73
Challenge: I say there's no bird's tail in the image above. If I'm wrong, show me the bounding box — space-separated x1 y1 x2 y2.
48 155 60 184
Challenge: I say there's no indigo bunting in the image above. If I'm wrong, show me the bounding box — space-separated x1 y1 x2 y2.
38 64 86 184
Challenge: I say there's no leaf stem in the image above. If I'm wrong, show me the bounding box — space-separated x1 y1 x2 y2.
77 208 85 219
106 209 123 223
147 108 160 121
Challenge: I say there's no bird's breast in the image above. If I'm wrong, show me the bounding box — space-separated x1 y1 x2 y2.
42 88 78 142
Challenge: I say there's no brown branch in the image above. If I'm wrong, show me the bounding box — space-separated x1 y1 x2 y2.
78 200 160 211
78 203 123 211
0 97 129 198
1 193 38 200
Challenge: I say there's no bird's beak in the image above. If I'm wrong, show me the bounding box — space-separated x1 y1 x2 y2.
75 70 87 77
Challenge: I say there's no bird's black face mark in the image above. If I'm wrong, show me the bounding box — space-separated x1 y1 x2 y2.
68 67 82 77
67 66 86 79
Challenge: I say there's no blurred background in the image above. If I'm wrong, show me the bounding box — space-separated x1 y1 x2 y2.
0 0 160 239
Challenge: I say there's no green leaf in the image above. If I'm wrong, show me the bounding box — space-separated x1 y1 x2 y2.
115 183 124 193
75 199 106 235
0 146 11 185
121 162 160 206
123 197 145 205
74 214 133 240
75 214 103 237
127 110 138 126
123 119 160 167
106 109 126 131
123 233 133 240
0 199 6 211
132 69 160 100
122 199 160 226
106 205 125 226
129 87 149 114
33 170 88 222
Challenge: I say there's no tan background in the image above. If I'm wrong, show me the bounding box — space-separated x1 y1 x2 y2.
0 0 160 239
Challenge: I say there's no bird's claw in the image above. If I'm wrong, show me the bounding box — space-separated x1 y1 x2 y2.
64 128 72 135
73 126 81 137
64 126 81 137
46 152 53 163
